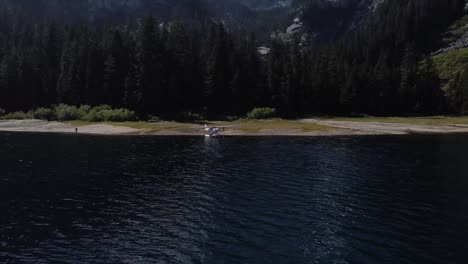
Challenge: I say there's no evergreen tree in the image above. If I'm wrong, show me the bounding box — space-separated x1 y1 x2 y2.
0 0 466 118
135 16 163 114
416 57 443 114
205 23 233 114
399 43 418 112
103 30 127 107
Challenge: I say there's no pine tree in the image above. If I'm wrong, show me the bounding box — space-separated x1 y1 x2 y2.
205 23 233 114
135 16 162 114
57 41 77 105
445 65 468 115
0 56 8 110
416 57 443 114
399 43 418 113
42 23 62 106
103 30 127 107
0 54 19 110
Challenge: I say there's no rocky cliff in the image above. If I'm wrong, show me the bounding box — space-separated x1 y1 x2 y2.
276 0 384 43
4 0 418 44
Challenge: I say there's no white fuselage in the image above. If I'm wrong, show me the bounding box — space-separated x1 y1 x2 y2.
205 126 220 137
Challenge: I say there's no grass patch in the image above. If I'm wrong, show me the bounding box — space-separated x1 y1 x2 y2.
69 119 333 134
233 119 332 133
246 107 277 119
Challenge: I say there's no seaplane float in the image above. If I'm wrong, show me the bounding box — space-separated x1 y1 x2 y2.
204 124 221 137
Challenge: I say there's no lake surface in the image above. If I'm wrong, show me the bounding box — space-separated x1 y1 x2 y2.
0 133 468 264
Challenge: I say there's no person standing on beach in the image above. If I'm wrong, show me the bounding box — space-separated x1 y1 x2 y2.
75 128 78 133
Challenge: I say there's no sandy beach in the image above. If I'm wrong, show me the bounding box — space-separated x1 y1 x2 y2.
0 120 140 135
1 119 468 136
301 119 468 135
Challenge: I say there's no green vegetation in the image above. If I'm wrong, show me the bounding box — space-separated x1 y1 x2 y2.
433 48 468 81
247 108 277 119
433 49 468 113
428 15 468 114
0 111 32 120
54 105 84 121
83 105 137 122
69 121 160 130
30 108 56 120
0 105 137 122
236 119 331 134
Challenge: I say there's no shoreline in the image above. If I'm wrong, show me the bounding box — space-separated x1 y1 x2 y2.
1 118 468 136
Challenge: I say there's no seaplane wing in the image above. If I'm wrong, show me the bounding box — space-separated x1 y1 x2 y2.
204 124 221 137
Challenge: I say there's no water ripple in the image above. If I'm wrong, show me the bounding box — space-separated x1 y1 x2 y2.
0 134 467 263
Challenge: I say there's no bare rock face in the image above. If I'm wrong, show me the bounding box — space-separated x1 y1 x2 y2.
431 0 468 55
10 0 169 22
349 0 384 29
5 0 293 41
8 0 379 36
239 0 291 9
8 0 282 22
8 0 390 44
89 0 143 8
434 25 468 55
275 0 384 44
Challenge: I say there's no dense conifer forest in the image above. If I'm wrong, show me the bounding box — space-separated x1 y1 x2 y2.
0 0 467 119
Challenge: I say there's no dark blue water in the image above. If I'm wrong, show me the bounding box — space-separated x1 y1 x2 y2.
0 133 468 264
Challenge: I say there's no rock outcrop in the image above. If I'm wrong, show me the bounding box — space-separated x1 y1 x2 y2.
274 0 384 44
9 0 288 22
434 29 468 55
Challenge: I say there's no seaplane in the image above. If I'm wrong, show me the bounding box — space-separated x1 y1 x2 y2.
204 124 221 137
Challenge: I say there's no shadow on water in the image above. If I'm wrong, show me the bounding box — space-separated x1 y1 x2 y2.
0 132 468 263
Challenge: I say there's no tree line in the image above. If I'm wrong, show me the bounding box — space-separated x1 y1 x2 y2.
0 0 467 118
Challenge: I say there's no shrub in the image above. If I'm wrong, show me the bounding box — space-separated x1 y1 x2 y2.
78 105 92 116
30 108 56 121
54 104 83 121
0 105 138 122
0 111 33 120
84 108 105 122
0 109 5 116
83 105 114 121
247 107 277 119
91 105 112 112
84 106 137 122
100 108 137 122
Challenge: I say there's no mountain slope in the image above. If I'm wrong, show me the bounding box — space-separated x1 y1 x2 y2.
1 0 292 40
3 0 385 42
283 0 384 42
5 0 289 22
